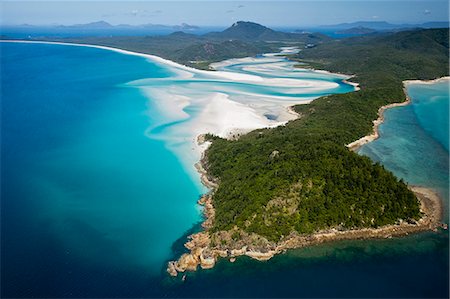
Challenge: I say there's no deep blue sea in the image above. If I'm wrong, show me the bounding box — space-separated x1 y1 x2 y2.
1 42 448 298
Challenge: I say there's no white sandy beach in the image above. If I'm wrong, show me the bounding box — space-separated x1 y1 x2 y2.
404 77 450 86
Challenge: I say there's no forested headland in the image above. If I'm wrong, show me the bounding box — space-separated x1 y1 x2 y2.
204 28 448 241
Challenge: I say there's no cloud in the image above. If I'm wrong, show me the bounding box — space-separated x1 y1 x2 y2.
101 13 117 18
226 10 234 14
371 15 379 19
423 9 431 15
121 9 163 18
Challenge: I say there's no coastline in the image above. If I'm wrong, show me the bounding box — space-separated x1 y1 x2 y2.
403 76 450 86
342 78 361 91
0 39 201 76
346 86 411 152
167 76 448 277
347 77 450 151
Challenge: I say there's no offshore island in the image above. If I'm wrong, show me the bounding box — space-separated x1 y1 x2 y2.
2 22 448 279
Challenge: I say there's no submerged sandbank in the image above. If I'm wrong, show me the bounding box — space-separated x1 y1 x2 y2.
347 77 450 151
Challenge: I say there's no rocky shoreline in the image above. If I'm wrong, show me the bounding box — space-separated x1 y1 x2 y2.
166 77 448 278
167 181 445 277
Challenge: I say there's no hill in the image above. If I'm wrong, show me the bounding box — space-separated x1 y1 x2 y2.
59 21 114 29
296 29 449 87
206 21 330 42
206 21 274 39
175 40 272 64
321 21 450 31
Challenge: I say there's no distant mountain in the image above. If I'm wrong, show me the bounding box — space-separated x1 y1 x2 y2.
17 23 35 27
336 26 377 35
321 21 449 31
322 21 396 30
167 31 200 40
139 23 174 30
59 21 114 29
206 21 276 39
173 23 200 31
205 21 330 42
420 22 450 28
13 21 201 31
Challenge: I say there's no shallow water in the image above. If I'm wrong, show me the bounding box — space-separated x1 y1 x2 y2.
406 80 449 152
358 79 450 219
129 48 355 174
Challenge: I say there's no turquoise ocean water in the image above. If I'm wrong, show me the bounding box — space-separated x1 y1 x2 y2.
358 80 449 217
1 42 203 292
1 42 448 298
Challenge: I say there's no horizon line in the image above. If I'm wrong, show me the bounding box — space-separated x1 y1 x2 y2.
2 19 449 28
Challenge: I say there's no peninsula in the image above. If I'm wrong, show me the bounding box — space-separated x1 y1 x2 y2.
166 28 449 276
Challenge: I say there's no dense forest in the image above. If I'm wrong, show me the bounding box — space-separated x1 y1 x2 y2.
204 28 449 241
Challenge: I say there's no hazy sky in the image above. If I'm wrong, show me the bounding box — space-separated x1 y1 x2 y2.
1 1 448 27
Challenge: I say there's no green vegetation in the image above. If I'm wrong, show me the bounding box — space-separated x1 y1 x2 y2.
41 35 277 69
204 28 448 241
